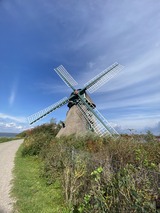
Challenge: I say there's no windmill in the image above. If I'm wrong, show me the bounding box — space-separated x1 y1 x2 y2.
28 62 124 137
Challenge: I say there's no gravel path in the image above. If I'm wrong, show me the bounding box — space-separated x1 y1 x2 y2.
0 139 23 213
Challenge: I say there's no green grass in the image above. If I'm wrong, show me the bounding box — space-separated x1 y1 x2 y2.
12 145 67 213
0 137 20 143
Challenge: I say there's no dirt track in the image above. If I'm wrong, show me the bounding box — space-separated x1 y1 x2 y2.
0 139 23 213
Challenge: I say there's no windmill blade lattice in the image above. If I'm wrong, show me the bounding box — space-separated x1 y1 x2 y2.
54 65 78 88
28 97 69 125
28 62 123 138
85 62 124 93
77 101 119 137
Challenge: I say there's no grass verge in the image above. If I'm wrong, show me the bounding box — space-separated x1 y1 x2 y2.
0 137 20 143
12 145 66 213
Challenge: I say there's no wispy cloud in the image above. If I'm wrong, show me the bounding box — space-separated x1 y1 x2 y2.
144 121 160 135
0 121 27 133
0 113 26 123
9 90 16 106
110 113 160 135
0 113 28 133
37 82 71 95
8 80 18 107
1 0 160 134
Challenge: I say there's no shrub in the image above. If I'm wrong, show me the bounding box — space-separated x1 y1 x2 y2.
21 133 53 156
79 164 158 213
20 125 160 212
21 123 60 156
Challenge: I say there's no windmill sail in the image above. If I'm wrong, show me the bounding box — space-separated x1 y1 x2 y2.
54 65 78 89
77 101 119 137
28 62 123 138
84 62 124 93
28 97 69 125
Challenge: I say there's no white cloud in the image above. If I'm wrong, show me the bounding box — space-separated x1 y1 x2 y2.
0 113 26 123
0 110 36 133
1 0 160 134
110 113 160 133
145 121 160 135
0 113 29 132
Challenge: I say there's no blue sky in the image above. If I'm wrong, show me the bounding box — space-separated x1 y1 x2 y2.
0 0 160 134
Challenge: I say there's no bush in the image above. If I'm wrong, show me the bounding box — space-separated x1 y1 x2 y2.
21 123 60 156
79 164 158 213
20 125 160 212
41 135 160 212
21 133 52 156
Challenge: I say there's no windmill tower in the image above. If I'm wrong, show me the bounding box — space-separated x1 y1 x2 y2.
28 62 124 137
